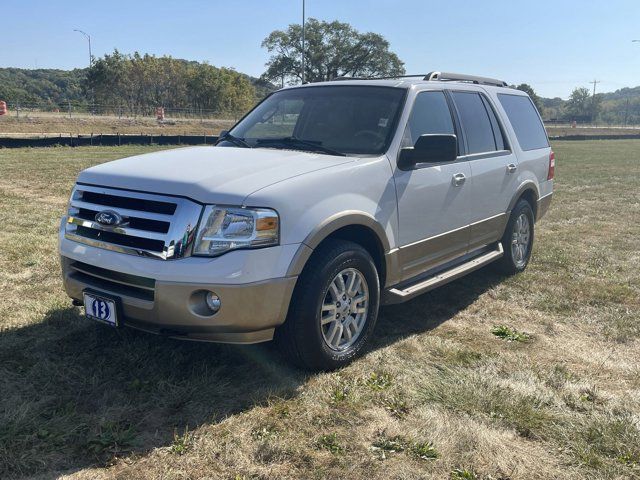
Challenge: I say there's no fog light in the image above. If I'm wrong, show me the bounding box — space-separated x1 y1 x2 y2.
205 292 221 313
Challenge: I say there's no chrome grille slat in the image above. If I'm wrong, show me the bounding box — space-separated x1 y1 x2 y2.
67 216 168 241
64 185 203 260
70 200 174 222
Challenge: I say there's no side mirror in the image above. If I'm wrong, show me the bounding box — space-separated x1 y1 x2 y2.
398 134 457 170
215 130 229 145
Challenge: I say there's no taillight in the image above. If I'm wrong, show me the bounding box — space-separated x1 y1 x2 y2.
547 150 555 180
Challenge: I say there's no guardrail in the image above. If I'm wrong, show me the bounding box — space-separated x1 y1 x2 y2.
0 134 219 148
548 134 640 141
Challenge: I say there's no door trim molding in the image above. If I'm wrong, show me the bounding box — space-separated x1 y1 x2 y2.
397 212 509 282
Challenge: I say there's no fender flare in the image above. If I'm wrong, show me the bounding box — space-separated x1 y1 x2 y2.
286 211 392 277
507 181 540 216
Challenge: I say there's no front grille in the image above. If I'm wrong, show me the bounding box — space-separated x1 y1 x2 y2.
81 190 177 215
65 184 203 259
69 260 155 301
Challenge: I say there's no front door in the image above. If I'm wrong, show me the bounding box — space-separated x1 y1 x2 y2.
393 90 472 281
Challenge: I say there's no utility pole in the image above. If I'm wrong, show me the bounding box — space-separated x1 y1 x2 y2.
74 29 93 115
73 29 92 67
589 79 600 124
301 0 306 84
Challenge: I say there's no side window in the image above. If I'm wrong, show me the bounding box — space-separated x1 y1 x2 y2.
403 91 455 147
498 94 549 151
451 91 497 154
481 95 506 151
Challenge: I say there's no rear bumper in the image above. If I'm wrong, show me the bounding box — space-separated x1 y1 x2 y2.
536 192 553 221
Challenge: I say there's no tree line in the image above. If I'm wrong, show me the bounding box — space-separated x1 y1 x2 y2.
84 50 265 116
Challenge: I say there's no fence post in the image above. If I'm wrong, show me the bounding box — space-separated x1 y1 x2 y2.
16 101 19 119
68 101 72 119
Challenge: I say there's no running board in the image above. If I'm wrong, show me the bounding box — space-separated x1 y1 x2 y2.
383 243 504 305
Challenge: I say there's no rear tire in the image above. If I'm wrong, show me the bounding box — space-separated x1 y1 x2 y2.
276 239 380 371
497 199 535 275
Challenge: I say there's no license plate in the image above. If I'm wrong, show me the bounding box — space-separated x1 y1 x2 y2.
83 292 119 327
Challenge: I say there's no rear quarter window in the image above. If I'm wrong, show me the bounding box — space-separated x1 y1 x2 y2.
498 94 549 151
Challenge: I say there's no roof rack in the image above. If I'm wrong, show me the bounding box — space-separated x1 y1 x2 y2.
329 72 508 87
424 71 508 87
331 74 428 81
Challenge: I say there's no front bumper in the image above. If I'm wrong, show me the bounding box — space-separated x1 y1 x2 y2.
58 215 307 344
61 256 297 343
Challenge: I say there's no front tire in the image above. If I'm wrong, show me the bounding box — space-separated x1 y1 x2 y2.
497 199 535 274
276 239 380 371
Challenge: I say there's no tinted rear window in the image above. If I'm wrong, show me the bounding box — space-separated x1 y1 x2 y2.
451 92 497 154
498 94 549 151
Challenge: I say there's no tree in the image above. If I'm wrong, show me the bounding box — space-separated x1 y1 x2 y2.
514 83 543 114
261 19 405 84
566 87 591 121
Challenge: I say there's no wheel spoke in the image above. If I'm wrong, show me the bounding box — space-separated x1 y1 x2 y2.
347 274 361 296
344 322 353 342
353 293 368 305
326 322 341 347
329 280 341 300
335 274 347 296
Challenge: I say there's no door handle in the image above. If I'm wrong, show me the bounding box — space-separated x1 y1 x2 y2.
507 163 517 173
452 173 466 187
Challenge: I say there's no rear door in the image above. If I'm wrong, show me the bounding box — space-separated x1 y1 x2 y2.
449 90 519 250
393 90 472 281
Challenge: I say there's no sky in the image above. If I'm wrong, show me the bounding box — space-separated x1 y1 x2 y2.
2 0 639 99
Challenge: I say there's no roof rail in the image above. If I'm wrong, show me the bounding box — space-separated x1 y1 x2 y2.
328 72 509 87
331 74 428 81
424 71 508 87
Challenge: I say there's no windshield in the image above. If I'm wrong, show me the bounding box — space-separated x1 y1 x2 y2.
225 85 406 156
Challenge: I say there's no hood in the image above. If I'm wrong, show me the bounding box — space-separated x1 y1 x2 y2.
77 146 353 204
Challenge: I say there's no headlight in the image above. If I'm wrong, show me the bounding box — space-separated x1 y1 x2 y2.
193 206 279 257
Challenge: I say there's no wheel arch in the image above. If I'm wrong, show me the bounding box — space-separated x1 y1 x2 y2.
508 181 539 220
286 212 392 287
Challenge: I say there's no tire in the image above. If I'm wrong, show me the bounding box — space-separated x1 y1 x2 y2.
497 199 535 275
276 239 380 371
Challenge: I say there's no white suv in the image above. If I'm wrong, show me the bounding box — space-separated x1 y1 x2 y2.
59 72 554 370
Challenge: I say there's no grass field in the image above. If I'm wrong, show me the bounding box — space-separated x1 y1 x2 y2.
0 141 639 479
0 113 235 136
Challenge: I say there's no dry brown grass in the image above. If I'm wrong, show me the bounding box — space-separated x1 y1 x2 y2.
0 141 639 479
0 112 235 136
546 125 640 137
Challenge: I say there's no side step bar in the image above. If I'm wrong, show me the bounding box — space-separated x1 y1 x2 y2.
383 243 504 305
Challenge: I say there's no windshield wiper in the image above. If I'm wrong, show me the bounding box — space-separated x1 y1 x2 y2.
255 137 346 157
217 132 251 148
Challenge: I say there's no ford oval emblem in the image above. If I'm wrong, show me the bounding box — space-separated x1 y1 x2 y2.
95 210 123 227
